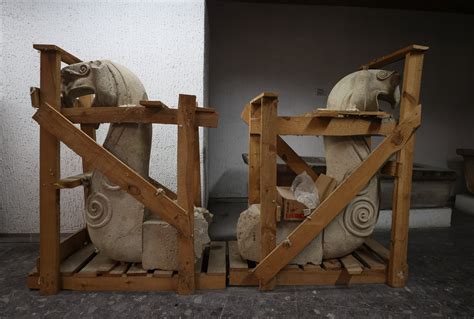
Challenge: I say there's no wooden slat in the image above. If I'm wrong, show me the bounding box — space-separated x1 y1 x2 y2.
248 103 261 204
33 44 82 65
176 94 197 294
322 259 342 270
340 254 364 275
365 238 390 262
61 106 219 128
276 137 319 181
354 246 386 271
252 107 421 285
108 263 130 277
381 160 401 177
148 177 177 200
38 49 62 295
59 228 90 261
361 44 429 69
259 96 278 291
32 103 189 234
54 172 92 189
250 116 396 136
193 112 202 207
228 241 248 270
30 87 40 108
139 100 169 109
127 264 147 276
154 269 174 278
207 242 226 275
60 244 95 275
77 253 117 277
250 92 278 105
312 109 390 119
303 263 324 272
388 50 426 288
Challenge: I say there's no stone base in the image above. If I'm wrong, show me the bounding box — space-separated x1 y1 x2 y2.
142 210 211 270
455 193 474 215
375 207 452 229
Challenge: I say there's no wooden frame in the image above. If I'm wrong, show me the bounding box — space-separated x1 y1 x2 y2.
28 44 222 295
236 44 428 290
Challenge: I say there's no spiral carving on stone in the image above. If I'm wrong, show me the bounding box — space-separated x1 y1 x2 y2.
343 196 377 237
85 192 113 228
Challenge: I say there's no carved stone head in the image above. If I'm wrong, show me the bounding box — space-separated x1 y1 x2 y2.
327 69 400 111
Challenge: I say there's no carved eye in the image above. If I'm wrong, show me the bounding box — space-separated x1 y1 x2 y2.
79 65 89 74
376 70 392 80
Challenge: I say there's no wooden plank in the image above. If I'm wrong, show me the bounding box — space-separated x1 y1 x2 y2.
340 254 364 275
54 172 92 189
154 269 174 278
32 103 189 234
250 116 396 136
365 238 390 262
108 263 130 277
59 228 90 261
354 246 386 271
60 244 96 275
315 174 337 201
77 253 117 277
322 259 342 270
33 44 82 65
139 100 169 109
228 241 248 270
276 137 319 181
207 242 226 275
381 160 401 177
313 109 390 119
61 106 219 128
248 103 261 204
389 51 426 288
38 50 62 295
177 94 197 294
259 96 278 291
62 276 177 291
252 108 421 285
361 44 429 69
250 92 278 105
30 87 40 108
127 263 147 276
148 176 177 200
193 121 202 207
303 263 323 272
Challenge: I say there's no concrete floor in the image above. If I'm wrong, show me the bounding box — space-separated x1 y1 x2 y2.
1 209 473 318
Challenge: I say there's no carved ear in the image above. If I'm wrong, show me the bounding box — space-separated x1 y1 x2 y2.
90 60 105 69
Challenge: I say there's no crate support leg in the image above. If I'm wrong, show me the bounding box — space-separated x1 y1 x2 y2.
38 50 62 295
248 103 261 205
259 96 278 290
388 51 425 287
177 94 197 294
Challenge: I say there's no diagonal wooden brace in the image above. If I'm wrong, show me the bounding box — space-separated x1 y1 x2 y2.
33 103 190 235
252 105 422 285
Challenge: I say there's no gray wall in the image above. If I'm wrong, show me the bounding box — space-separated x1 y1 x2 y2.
0 0 207 233
208 1 474 198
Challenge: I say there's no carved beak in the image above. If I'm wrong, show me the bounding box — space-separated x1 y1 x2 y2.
61 78 96 108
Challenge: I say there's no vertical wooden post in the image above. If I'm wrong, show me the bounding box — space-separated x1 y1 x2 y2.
259 96 278 290
388 51 425 287
38 50 62 295
177 94 197 294
193 125 202 207
248 104 261 205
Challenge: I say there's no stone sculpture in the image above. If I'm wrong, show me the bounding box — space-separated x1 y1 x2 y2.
237 69 400 264
61 60 210 269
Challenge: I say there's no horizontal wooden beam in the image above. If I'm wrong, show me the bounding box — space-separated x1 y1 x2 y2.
250 92 278 105
61 106 219 128
252 105 421 284
250 116 396 136
33 103 189 234
33 44 82 65
54 172 92 189
361 44 429 69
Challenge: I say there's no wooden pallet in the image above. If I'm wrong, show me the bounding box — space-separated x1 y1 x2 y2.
28 241 226 291
228 239 388 286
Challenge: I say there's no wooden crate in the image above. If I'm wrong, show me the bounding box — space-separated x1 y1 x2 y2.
228 240 388 286
28 241 226 291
